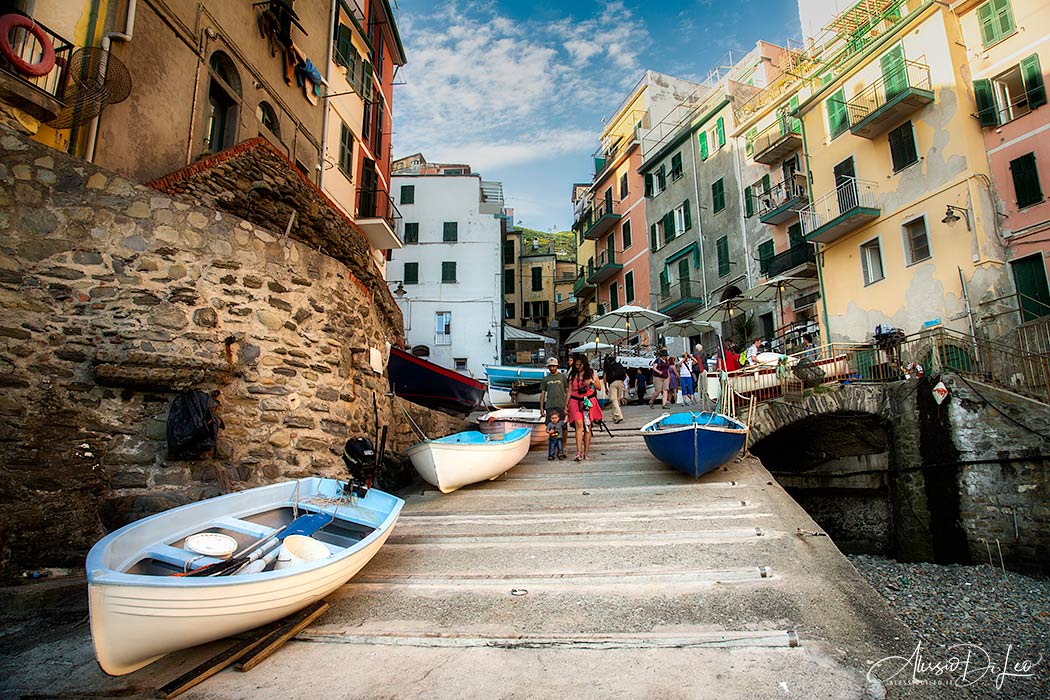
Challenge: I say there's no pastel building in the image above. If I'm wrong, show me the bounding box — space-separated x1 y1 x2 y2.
795 0 1013 343
954 0 1050 324
391 166 504 377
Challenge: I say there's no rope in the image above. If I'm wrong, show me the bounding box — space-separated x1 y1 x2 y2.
394 393 431 441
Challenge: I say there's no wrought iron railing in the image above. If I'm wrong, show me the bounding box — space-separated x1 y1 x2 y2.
747 115 801 157
765 244 816 278
753 174 808 218
659 279 703 305
799 177 879 237
845 57 931 126
357 189 403 231
576 197 617 235
0 13 74 101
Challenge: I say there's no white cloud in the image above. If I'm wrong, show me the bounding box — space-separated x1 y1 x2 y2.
392 2 652 172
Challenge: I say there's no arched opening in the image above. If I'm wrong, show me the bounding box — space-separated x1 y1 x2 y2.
720 285 743 301
204 51 241 154
257 100 280 139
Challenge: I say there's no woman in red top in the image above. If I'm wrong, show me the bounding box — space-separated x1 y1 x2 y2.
716 342 742 372
566 354 603 461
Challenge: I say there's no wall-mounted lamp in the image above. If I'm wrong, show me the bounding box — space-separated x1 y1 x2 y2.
942 205 971 230
387 280 407 299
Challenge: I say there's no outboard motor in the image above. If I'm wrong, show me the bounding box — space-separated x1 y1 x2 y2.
342 436 377 498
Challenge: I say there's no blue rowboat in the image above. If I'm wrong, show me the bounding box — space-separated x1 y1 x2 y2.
483 364 547 387
640 412 747 478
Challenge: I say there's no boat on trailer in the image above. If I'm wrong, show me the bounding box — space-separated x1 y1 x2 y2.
86 478 403 676
640 412 747 478
406 428 531 493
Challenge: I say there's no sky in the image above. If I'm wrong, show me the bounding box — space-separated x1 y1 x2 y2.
390 1 803 232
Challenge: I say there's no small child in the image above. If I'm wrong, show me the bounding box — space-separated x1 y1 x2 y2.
546 409 564 461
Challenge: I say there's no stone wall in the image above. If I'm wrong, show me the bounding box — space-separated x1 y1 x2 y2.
0 130 465 579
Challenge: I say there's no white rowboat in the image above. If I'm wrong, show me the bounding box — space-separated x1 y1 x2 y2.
406 428 531 493
85 478 403 675
478 408 547 448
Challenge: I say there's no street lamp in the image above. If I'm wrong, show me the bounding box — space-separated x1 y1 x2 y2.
942 205 971 230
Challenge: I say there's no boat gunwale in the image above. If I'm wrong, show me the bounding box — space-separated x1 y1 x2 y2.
639 413 748 437
405 428 532 454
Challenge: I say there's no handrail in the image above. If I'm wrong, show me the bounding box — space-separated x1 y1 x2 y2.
765 244 816 278
747 114 802 157
799 177 879 236
845 56 931 125
357 188 402 229
753 174 808 218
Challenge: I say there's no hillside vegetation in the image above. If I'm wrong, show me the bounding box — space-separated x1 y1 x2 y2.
515 226 576 261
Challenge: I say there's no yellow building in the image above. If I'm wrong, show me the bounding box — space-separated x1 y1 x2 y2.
797 0 1012 343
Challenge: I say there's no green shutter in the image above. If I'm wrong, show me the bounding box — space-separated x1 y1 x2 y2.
717 237 729 276
622 220 632 249
788 95 801 132
442 261 456 282
645 173 653 197
827 89 848 138
699 131 709 160
1021 54 1047 109
1010 153 1043 208
657 166 666 190
404 262 418 284
663 211 675 242
761 174 771 194
650 223 658 251
716 117 725 147
335 24 353 67
745 186 754 217
994 0 1015 38
881 45 907 100
712 179 725 213
979 0 1015 47
625 271 634 303
973 79 997 127
443 222 458 241
683 199 692 230
745 128 757 156
758 240 775 274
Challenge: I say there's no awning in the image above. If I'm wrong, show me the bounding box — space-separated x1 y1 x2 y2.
504 325 557 344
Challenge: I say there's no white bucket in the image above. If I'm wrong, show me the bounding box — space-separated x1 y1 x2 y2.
274 535 331 570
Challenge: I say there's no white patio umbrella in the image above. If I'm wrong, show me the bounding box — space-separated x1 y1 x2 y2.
742 276 814 327
565 324 629 346
692 297 765 365
590 305 669 344
662 319 715 338
571 342 613 354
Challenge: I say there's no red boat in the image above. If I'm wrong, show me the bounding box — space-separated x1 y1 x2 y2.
387 347 486 417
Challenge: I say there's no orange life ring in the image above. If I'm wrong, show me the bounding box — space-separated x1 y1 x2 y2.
0 14 56 78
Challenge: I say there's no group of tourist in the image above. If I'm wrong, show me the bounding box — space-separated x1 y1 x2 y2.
538 354 605 462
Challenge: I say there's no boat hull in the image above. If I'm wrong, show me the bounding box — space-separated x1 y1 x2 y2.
406 429 531 493
85 479 403 676
478 408 547 447
641 413 747 478
483 365 547 386
389 347 485 417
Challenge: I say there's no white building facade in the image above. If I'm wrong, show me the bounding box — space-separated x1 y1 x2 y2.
391 173 504 378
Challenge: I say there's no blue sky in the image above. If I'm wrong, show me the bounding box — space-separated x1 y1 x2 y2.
391 1 802 232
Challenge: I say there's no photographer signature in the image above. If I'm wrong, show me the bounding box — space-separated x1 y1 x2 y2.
868 641 1041 689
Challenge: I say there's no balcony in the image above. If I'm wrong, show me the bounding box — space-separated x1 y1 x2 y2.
573 267 595 298
0 13 74 123
587 248 622 285
749 116 802 165
765 244 817 278
800 178 880 244
658 279 706 316
579 198 621 241
356 189 404 249
846 58 933 139
757 174 809 225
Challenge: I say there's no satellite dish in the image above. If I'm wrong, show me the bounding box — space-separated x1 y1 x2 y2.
47 47 132 129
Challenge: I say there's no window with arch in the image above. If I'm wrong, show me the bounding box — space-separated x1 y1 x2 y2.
257 101 280 138
205 52 241 154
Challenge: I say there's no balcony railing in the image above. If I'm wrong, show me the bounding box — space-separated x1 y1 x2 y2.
765 244 817 278
0 12 74 122
587 248 622 284
573 267 595 297
578 197 621 241
755 174 809 225
800 177 880 244
658 279 705 315
748 115 802 165
356 188 403 248
846 58 933 139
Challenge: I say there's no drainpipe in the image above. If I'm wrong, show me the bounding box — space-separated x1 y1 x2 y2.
85 0 137 163
688 142 709 304
795 109 831 341
318 0 337 192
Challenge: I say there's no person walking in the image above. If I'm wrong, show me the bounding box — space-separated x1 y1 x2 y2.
692 343 708 405
566 354 603 460
668 356 680 405
649 349 671 409
679 353 696 405
538 357 568 459
602 354 628 424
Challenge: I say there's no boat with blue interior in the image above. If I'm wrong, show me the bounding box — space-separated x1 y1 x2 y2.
640 412 747 478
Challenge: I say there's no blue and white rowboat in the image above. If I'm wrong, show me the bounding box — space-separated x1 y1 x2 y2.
640 412 747 478
483 364 547 387
86 478 403 676
406 428 531 493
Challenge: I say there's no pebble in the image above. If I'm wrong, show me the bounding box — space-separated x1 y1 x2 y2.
850 554 1049 700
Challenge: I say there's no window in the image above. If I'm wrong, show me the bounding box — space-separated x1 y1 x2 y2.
746 176 771 217
400 185 415 204
442 222 458 242
712 179 726 213
649 223 658 251
662 211 675 245
656 165 666 194
441 261 457 283
505 302 515 319
1010 153 1043 208
404 262 418 284
625 270 635 303
717 236 730 276
620 172 628 199
502 240 514 264
670 152 683 180
902 217 931 265
860 237 885 285
609 283 619 311
699 131 709 160
334 21 355 70
435 312 451 345
826 88 849 139
674 200 692 234
621 220 632 250
977 0 1015 47
531 266 542 291
205 52 241 154
975 55 1046 127
404 222 419 244
504 269 515 294
888 121 918 172
758 240 775 274
338 121 353 175
258 102 280 138
454 358 468 370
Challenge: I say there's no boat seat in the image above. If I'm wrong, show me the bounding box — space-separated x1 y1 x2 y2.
211 516 276 539
148 544 223 570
